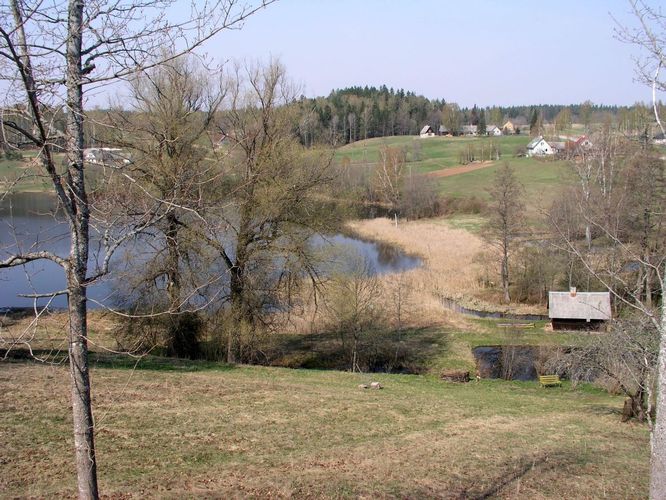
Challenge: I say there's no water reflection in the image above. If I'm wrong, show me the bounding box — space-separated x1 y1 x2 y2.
0 194 421 309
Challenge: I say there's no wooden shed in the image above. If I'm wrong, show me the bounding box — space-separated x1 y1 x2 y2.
548 288 611 330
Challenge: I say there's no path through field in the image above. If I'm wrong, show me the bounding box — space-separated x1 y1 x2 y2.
426 160 495 178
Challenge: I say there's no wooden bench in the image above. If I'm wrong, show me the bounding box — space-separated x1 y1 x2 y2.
539 375 562 387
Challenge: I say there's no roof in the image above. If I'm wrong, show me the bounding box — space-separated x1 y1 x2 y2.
504 117 528 127
439 124 449 132
420 125 433 134
574 135 593 147
548 291 611 320
462 125 477 133
526 136 545 149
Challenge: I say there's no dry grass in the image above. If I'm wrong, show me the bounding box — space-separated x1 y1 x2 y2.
0 360 649 498
347 216 545 317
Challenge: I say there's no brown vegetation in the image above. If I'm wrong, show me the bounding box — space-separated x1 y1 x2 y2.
346 217 546 316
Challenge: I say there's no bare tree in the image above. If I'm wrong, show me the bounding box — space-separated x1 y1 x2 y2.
613 5 666 495
105 54 225 358
0 1 273 497
484 163 525 303
552 316 658 422
198 61 336 363
324 255 382 372
376 145 406 209
615 1 666 136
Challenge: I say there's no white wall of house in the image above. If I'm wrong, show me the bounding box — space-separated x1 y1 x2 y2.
527 139 554 156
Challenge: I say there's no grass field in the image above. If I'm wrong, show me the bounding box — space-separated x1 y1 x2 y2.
435 156 574 218
0 358 649 498
337 135 530 173
337 135 575 221
0 153 54 192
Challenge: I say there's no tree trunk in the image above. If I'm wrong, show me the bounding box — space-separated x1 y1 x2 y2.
501 253 510 303
228 238 249 363
650 268 666 499
68 278 98 500
165 212 182 310
65 2 98 497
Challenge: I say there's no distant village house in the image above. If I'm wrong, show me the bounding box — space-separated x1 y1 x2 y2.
83 148 131 166
438 125 451 136
526 136 554 157
502 117 527 135
486 125 502 136
419 125 435 138
461 124 477 136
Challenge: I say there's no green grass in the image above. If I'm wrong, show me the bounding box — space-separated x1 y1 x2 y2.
0 152 70 192
336 136 575 222
0 151 109 193
337 135 530 172
0 359 649 498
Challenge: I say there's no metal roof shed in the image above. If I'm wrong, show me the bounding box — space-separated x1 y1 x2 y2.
548 290 611 323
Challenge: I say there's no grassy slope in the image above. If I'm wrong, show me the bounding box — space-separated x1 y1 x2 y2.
1 359 649 498
436 156 574 219
338 135 575 223
0 153 53 192
337 135 530 172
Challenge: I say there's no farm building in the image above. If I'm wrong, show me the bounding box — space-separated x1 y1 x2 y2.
502 117 527 135
548 289 611 330
574 134 593 149
526 136 554 157
550 141 566 155
438 125 451 136
461 125 478 136
83 148 131 166
419 125 435 138
486 125 502 136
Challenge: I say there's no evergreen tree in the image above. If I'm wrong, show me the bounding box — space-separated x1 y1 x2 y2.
478 109 487 135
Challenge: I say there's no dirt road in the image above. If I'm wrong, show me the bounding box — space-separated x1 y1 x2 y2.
426 160 495 178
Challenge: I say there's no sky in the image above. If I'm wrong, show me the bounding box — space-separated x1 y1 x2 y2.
173 0 656 108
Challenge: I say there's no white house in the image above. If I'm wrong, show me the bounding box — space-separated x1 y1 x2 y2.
83 147 131 165
419 125 435 138
526 136 554 157
486 125 502 136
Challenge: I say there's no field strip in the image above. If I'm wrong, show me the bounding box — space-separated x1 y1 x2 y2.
426 160 496 178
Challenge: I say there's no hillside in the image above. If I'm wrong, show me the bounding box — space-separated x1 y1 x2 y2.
337 135 575 220
1 358 649 498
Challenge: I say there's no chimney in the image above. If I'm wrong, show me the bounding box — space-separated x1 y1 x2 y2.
570 287 577 297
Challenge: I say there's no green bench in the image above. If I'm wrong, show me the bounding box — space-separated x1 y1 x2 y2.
539 375 562 388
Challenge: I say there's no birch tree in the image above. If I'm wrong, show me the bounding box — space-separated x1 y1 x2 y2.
614 3 666 496
0 1 273 498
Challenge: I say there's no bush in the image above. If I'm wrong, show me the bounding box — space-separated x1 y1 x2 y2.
4 149 22 161
114 312 203 360
440 196 488 215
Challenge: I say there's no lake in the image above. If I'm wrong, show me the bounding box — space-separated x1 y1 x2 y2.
0 193 420 309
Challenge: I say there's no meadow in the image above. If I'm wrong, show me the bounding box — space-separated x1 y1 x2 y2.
1 356 649 498
337 134 530 171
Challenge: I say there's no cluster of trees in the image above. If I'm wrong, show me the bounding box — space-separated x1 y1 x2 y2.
480 130 665 426
289 94 666 146
293 86 445 146
485 133 665 305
